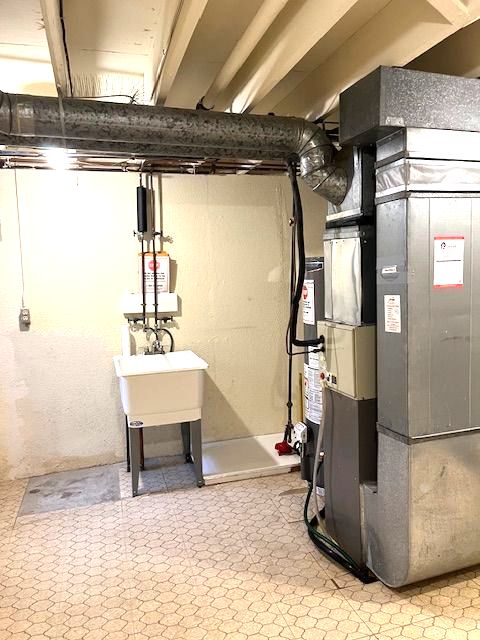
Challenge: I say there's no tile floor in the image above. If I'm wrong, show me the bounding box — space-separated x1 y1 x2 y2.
1 458 480 640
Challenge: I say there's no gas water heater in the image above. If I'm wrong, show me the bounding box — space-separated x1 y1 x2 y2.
301 257 325 485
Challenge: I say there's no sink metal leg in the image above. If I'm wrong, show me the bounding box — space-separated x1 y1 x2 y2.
190 419 204 487
139 428 145 471
181 421 192 463
125 415 130 472
130 427 141 497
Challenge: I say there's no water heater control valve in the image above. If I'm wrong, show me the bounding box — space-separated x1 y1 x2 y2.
293 422 308 444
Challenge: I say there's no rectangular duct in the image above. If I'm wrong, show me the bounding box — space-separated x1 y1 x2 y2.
339 67 480 146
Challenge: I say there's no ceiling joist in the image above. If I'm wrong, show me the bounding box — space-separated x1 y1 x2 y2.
150 0 209 105
272 0 480 120
424 0 471 25
39 0 72 97
214 0 359 113
201 0 289 110
5 0 480 130
409 19 480 77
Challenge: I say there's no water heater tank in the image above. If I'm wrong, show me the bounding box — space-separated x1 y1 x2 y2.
301 257 325 483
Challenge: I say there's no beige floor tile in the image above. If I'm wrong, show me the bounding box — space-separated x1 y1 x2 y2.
341 580 434 635
5 468 480 640
399 574 480 621
375 614 480 640
274 487 309 525
118 462 168 500
0 479 29 535
169 591 293 640
275 592 373 640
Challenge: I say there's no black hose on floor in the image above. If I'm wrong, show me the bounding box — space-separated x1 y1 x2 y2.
304 482 376 583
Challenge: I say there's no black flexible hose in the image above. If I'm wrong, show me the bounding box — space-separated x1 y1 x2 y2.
284 210 297 441
289 159 375 584
283 161 322 441
304 483 376 583
160 327 174 353
286 161 324 350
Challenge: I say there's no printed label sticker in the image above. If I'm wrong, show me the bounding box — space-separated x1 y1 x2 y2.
433 236 464 288
384 294 401 334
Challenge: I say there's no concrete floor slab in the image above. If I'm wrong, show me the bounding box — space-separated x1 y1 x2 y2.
18 464 120 516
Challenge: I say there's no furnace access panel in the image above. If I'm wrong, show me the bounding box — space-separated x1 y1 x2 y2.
317 321 376 400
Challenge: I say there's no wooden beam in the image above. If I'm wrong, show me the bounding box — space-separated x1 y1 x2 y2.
150 0 208 105
215 0 359 112
40 0 72 97
409 18 480 77
202 0 289 109
424 0 470 25
272 0 480 120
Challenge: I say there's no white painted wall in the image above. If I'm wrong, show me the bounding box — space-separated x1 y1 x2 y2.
0 170 325 480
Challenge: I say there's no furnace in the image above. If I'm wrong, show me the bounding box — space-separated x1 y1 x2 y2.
310 67 480 587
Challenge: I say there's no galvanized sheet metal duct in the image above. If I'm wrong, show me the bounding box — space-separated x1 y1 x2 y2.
0 91 347 204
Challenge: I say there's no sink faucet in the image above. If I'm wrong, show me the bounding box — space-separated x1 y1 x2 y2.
144 328 165 355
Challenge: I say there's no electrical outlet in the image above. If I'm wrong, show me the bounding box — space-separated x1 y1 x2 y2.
19 307 31 331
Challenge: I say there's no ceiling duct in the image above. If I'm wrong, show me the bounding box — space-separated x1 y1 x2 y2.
0 91 347 205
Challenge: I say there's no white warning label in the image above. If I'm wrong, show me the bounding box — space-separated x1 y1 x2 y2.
433 236 464 288
308 348 319 370
302 279 315 325
303 362 323 425
384 294 401 334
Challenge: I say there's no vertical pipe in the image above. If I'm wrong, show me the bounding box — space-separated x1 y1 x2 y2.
157 173 164 253
141 237 147 327
138 173 147 327
150 173 159 328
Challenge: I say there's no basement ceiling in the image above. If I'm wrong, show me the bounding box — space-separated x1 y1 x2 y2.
1 0 480 120
0 0 480 173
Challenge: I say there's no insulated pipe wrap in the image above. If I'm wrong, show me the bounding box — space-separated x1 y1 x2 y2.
0 90 347 204
136 186 148 233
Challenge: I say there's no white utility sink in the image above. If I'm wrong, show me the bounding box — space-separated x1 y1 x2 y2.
113 350 208 427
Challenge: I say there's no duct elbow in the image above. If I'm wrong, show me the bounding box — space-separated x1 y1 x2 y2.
301 164 348 205
298 126 348 206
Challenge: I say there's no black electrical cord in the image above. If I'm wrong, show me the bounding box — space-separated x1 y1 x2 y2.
59 0 74 96
81 94 139 103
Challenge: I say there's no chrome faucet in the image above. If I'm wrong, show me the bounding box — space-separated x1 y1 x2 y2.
144 327 165 355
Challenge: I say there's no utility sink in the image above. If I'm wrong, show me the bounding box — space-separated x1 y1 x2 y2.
114 350 208 427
